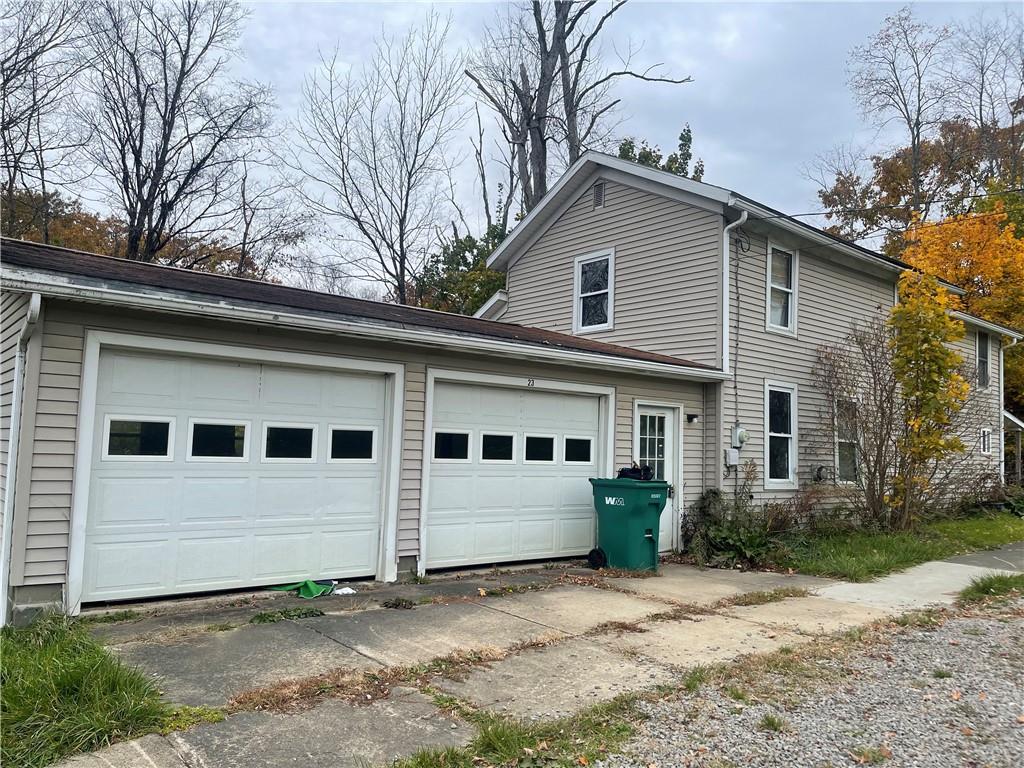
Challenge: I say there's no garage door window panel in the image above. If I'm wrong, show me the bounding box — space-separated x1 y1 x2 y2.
102 416 174 461
481 432 516 463
563 436 594 464
262 423 318 462
187 419 250 462
524 434 557 464
329 426 377 462
433 430 471 462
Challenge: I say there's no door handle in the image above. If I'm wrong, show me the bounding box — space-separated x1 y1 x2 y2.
667 484 675 499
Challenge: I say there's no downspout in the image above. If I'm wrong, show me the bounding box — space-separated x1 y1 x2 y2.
722 209 748 374
1 293 42 626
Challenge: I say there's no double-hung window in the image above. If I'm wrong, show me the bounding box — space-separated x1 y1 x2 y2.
573 249 614 333
766 244 797 334
835 400 858 483
765 381 797 487
977 331 990 388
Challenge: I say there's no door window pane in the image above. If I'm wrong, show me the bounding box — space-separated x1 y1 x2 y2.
525 435 555 462
265 426 315 459
481 433 514 462
564 437 592 463
434 431 469 460
331 429 374 460
191 423 246 459
107 419 171 457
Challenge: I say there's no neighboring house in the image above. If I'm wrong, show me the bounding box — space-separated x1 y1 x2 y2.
0 153 1018 623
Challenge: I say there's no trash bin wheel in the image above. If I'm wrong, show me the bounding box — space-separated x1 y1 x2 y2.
587 547 608 570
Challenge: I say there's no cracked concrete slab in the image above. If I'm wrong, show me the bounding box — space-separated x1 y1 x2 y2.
480 585 666 634
605 564 832 606
722 596 891 635
815 560 1016 612
436 637 674 720
595 614 804 668
51 735 185 768
114 621 380 707
303 600 565 667
171 687 472 768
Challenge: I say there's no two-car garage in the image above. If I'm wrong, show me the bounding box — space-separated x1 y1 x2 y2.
77 344 613 604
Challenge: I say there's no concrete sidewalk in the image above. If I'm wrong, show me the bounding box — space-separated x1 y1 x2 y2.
55 549 1020 768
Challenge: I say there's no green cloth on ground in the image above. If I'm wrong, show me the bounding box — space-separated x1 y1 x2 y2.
268 580 333 599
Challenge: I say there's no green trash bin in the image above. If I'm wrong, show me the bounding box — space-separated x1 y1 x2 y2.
589 478 670 571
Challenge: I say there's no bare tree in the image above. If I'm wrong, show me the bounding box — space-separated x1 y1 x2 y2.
77 0 271 263
289 12 466 304
1 0 89 240
847 7 953 215
467 0 689 214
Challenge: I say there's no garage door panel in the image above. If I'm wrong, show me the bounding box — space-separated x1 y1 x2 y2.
518 519 556 554
320 530 377 574
84 349 388 602
91 477 175 527
176 536 248 586
426 382 601 568
180 477 251 523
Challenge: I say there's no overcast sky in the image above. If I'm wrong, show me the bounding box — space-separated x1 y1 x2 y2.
234 0 1018 230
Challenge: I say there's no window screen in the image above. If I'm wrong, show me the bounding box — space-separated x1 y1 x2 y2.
434 431 469 460
191 423 246 459
265 425 315 459
330 429 374 460
525 435 555 462
481 433 514 461
564 437 592 463
107 419 171 457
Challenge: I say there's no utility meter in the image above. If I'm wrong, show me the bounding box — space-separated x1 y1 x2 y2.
731 424 749 449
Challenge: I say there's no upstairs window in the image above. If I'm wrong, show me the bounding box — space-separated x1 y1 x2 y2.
765 381 797 487
573 250 614 333
977 331 990 388
767 244 797 334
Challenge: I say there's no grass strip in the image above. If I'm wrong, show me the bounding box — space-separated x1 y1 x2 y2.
958 573 1024 605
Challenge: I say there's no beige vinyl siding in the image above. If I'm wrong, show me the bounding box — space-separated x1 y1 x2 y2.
501 179 724 367
11 299 707 588
1 292 31 528
722 228 898 502
952 328 1004 475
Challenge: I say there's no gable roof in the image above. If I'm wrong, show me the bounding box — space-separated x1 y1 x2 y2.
0 237 725 379
487 151 959 293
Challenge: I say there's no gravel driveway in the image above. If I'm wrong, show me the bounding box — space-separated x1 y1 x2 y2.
600 602 1024 768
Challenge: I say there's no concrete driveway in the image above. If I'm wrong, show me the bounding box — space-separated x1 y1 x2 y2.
58 549 1019 768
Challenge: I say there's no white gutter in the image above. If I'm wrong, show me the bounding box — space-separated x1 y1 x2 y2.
722 209 748 373
951 311 1022 340
3 268 730 383
1 292 41 627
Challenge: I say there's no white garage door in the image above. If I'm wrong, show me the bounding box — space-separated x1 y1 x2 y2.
82 349 387 602
425 381 602 568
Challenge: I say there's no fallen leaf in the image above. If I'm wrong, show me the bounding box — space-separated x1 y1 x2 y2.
477 588 487 596
1017 714 1024 724
978 691 987 701
577 757 589 766
961 726 975 736
951 690 962 701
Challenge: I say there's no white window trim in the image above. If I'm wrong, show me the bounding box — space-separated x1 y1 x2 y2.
563 434 595 465
186 418 251 463
431 429 472 463
833 399 858 485
101 414 175 462
765 242 798 336
479 431 517 464
327 424 378 464
523 433 558 465
572 248 615 334
261 421 318 464
977 331 990 389
981 428 992 455
763 380 798 489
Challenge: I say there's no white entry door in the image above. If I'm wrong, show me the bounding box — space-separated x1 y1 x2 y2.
83 348 388 602
636 406 678 551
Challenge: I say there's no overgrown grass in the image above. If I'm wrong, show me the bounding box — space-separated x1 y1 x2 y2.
958 573 1024 605
249 606 325 624
393 694 646 768
775 513 1024 582
1 615 170 768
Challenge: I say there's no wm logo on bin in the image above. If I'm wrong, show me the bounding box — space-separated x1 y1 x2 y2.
604 497 626 506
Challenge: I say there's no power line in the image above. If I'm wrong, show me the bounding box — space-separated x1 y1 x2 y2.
753 187 1024 221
